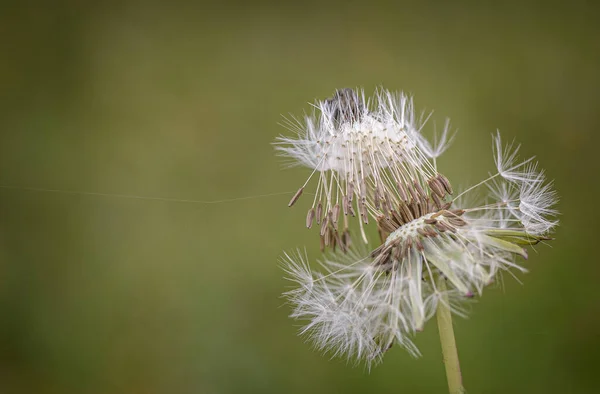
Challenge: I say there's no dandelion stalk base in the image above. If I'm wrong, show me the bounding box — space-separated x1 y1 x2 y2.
436 277 466 394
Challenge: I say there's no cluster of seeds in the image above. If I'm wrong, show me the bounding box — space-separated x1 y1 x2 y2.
279 88 441 244
374 208 467 268
277 88 558 365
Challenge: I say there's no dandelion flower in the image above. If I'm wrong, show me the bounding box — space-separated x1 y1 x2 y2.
282 104 558 365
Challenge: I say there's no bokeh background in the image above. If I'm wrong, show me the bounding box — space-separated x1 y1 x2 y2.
1 1 599 393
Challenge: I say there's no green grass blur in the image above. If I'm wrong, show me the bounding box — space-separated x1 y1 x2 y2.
0 1 599 393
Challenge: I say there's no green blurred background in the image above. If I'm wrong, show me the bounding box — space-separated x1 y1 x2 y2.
1 1 599 393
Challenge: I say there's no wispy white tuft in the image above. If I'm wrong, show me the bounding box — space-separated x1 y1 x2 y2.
415 118 456 161
283 248 421 366
493 132 538 184
486 178 521 229
518 170 559 235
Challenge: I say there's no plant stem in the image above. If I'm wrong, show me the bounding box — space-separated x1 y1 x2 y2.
436 277 466 394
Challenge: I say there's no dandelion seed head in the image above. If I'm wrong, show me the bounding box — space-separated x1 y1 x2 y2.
279 89 558 366
282 166 553 362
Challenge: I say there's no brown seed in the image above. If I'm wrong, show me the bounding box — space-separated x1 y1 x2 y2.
407 183 420 202
427 177 446 198
415 238 424 251
409 201 419 218
450 209 465 216
415 201 423 217
396 182 409 202
360 180 367 199
408 201 419 218
435 222 448 232
431 193 443 209
441 210 458 217
348 203 356 217
413 180 427 200
329 211 338 230
332 204 340 224
382 217 398 233
288 187 304 207
361 212 369 224
393 245 402 260
377 226 386 244
382 191 393 213
447 217 467 227
332 230 339 252
361 198 369 224
320 216 329 236
306 208 315 228
339 234 347 253
426 198 436 214
441 202 453 210
396 203 410 224
342 195 349 216
343 230 352 249
431 210 443 219
316 202 323 224
426 227 438 237
417 228 428 237
382 190 391 204
374 187 381 210
385 199 394 215
391 210 405 227
320 235 325 252
338 231 346 252
399 203 414 222
347 182 355 201
424 218 438 225
324 227 331 246
438 174 454 195
377 216 389 232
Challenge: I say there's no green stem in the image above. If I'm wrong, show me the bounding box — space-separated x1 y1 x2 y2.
436 277 466 394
